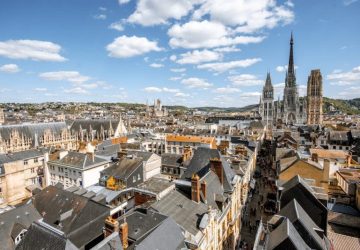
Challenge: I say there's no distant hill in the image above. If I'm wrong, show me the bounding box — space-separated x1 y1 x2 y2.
323 97 360 115
193 104 259 113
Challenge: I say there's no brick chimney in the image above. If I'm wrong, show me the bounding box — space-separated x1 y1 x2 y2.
118 149 127 159
119 221 129 249
201 181 207 199
191 174 200 203
104 216 119 238
210 158 223 185
182 146 192 161
311 153 318 163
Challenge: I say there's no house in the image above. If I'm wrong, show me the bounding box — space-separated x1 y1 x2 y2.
0 148 48 206
29 185 110 249
100 157 144 190
46 151 110 188
160 153 185 179
328 130 351 150
165 134 216 154
0 203 42 249
126 150 161 180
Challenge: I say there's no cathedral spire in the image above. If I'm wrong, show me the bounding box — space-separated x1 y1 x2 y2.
265 72 272 88
285 32 296 87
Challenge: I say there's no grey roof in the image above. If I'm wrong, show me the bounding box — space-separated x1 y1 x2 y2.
101 158 143 181
137 177 174 194
91 232 122 250
0 148 48 164
49 151 108 170
330 203 360 216
70 119 119 132
32 185 110 248
0 203 42 250
267 218 311 250
95 144 120 158
15 222 75 250
161 153 183 166
183 147 235 192
135 217 185 250
0 122 68 146
279 199 326 250
151 189 208 236
201 170 225 209
127 150 153 162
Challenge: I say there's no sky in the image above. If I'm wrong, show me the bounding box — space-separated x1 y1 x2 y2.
0 0 359 107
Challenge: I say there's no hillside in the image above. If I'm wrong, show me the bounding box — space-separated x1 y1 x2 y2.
323 97 360 115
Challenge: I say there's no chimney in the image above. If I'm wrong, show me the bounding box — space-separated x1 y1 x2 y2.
87 152 95 162
201 181 207 199
118 149 127 160
210 158 223 185
120 221 129 249
182 146 192 161
191 174 200 203
311 153 318 163
104 216 119 238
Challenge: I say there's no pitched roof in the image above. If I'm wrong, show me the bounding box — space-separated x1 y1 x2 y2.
161 153 183 166
101 158 143 180
69 119 120 132
166 134 215 144
48 151 108 170
327 231 360 250
310 148 349 159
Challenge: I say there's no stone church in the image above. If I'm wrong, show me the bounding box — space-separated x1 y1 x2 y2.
259 33 323 126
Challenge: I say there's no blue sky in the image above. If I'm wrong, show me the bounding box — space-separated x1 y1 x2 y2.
0 0 359 107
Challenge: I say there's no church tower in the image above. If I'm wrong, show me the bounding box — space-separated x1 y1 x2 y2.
259 73 274 130
283 32 300 124
307 69 323 125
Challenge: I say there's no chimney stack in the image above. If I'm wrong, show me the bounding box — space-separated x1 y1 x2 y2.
104 216 119 238
191 174 200 203
210 158 223 185
201 181 207 200
120 221 129 249
118 149 127 160
311 153 318 163
182 146 192 161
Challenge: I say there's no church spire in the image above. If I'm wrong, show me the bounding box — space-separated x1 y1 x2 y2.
265 72 272 88
286 32 296 87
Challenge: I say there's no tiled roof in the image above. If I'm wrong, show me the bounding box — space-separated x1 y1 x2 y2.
166 134 215 144
327 231 360 250
310 148 349 159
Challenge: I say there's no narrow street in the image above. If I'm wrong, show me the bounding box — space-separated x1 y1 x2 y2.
238 140 276 249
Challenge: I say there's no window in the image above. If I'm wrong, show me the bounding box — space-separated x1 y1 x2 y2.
24 160 28 165
31 178 37 185
34 158 38 163
138 174 141 180
133 176 136 183
31 168 35 173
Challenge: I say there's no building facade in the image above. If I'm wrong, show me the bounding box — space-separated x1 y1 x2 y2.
259 73 274 130
307 69 323 125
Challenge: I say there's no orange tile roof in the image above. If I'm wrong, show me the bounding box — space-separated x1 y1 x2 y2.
111 136 128 144
310 148 349 159
166 134 215 144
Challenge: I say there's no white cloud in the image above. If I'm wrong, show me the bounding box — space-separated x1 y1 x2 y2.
119 0 131 4
94 14 107 20
176 49 222 64
34 88 47 92
327 66 360 85
39 71 90 83
213 86 241 94
181 77 213 88
0 64 20 73
168 20 265 49
198 58 261 73
150 63 164 68
106 35 162 58
193 0 294 34
127 0 194 26
276 64 298 72
169 76 183 81
239 91 261 97
343 0 359 6
63 87 89 94
99 7 107 11
0 39 66 61
175 92 190 97
109 21 124 31
143 86 179 93
228 74 263 86
213 46 241 53
170 68 186 73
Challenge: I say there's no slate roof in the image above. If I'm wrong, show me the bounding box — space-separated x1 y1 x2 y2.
279 199 326 249
32 185 110 248
48 151 108 170
127 150 153 162
183 147 235 192
101 158 143 181
151 189 208 236
161 153 183 166
0 122 67 146
0 203 42 250
201 170 225 209
267 218 311 250
69 119 119 132
91 232 122 250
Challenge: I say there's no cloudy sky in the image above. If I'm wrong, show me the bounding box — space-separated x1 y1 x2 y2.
0 0 359 107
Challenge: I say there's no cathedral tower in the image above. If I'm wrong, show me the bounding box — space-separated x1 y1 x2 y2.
307 69 323 125
259 73 274 129
283 32 300 124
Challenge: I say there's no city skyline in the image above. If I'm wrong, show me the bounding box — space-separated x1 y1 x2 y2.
0 0 360 107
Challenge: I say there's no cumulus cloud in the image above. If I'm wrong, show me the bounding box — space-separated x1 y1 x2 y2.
175 92 190 97
127 0 194 26
170 68 186 73
109 21 124 31
93 14 106 20
119 0 131 4
143 86 179 93
228 74 263 86
149 63 164 68
181 77 213 88
198 58 261 73
0 64 20 73
213 86 241 94
175 49 222 64
106 35 162 58
276 64 298 72
213 46 241 53
193 0 294 34
327 66 360 86
39 71 90 83
0 39 66 61
63 87 89 94
168 20 265 49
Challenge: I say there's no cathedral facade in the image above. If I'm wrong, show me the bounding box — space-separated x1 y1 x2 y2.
260 33 308 125
307 69 323 125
